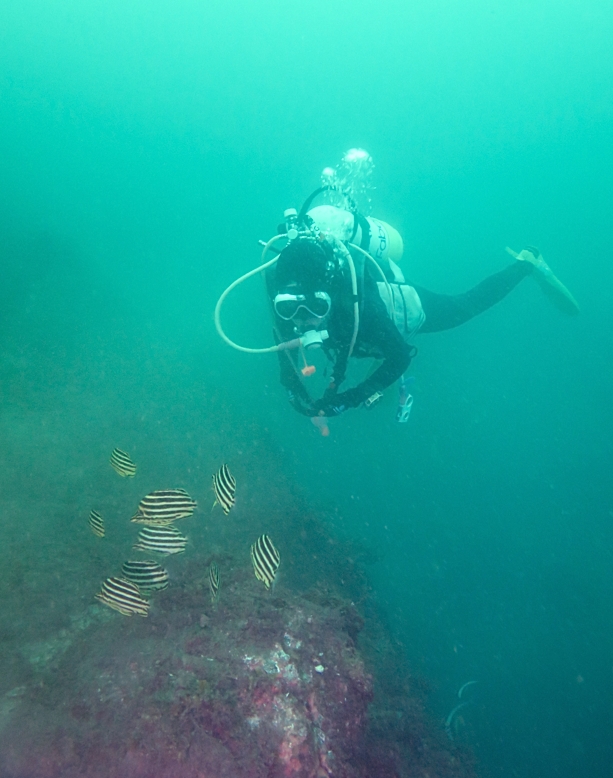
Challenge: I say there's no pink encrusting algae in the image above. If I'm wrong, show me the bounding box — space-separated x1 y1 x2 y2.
0 556 478 778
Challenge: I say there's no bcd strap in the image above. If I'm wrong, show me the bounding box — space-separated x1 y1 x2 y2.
353 212 371 250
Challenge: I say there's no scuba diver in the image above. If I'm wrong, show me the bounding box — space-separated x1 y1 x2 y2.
215 149 579 433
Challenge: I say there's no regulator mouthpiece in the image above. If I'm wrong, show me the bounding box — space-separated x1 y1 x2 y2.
300 330 329 350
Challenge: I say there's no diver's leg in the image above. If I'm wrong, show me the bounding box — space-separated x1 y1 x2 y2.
414 261 532 334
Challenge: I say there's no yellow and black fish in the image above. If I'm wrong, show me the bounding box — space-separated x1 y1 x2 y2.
95 577 149 616
121 560 169 591
133 525 187 555
131 489 197 525
89 509 105 537
212 464 236 515
109 448 137 478
209 561 220 602
250 534 280 590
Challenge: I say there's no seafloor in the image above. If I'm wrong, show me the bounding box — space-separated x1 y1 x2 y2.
0 375 478 776
0 525 477 778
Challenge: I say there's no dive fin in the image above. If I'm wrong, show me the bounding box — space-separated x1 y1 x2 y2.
506 246 580 316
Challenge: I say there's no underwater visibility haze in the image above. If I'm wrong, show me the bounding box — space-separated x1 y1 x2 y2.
1 0 612 776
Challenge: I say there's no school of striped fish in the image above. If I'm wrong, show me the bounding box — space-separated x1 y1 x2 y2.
89 509 105 537
133 525 188 555
91 450 280 618
121 560 170 591
212 464 236 515
109 448 137 478
251 534 281 590
208 561 220 602
131 489 197 525
96 577 149 617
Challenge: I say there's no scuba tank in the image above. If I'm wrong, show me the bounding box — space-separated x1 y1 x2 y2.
306 204 404 267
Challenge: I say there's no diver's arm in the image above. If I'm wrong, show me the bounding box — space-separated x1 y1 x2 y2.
314 308 412 414
276 342 316 416
270 297 316 415
344 317 412 406
350 270 416 402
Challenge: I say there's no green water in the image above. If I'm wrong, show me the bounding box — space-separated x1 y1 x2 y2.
1 1 612 775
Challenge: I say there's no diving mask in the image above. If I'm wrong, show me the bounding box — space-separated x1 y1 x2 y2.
273 291 332 321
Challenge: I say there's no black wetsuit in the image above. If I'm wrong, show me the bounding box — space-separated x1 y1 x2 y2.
271 259 533 417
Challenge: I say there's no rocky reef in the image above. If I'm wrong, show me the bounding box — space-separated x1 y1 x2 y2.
0 484 474 778
0 554 477 778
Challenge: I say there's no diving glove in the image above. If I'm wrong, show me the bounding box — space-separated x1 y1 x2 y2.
506 246 579 315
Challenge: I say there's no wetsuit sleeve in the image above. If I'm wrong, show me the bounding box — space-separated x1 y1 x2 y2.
415 261 533 333
332 284 413 409
275 335 315 416
349 310 412 405
278 350 308 398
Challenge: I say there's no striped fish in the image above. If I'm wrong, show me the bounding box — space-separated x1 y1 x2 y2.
89 509 105 538
209 561 220 602
212 464 236 515
250 534 280 590
131 488 197 525
109 448 137 478
121 560 169 591
133 525 187 555
95 577 149 617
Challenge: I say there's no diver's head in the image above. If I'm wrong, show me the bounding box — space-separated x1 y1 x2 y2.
273 288 331 334
272 238 338 334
